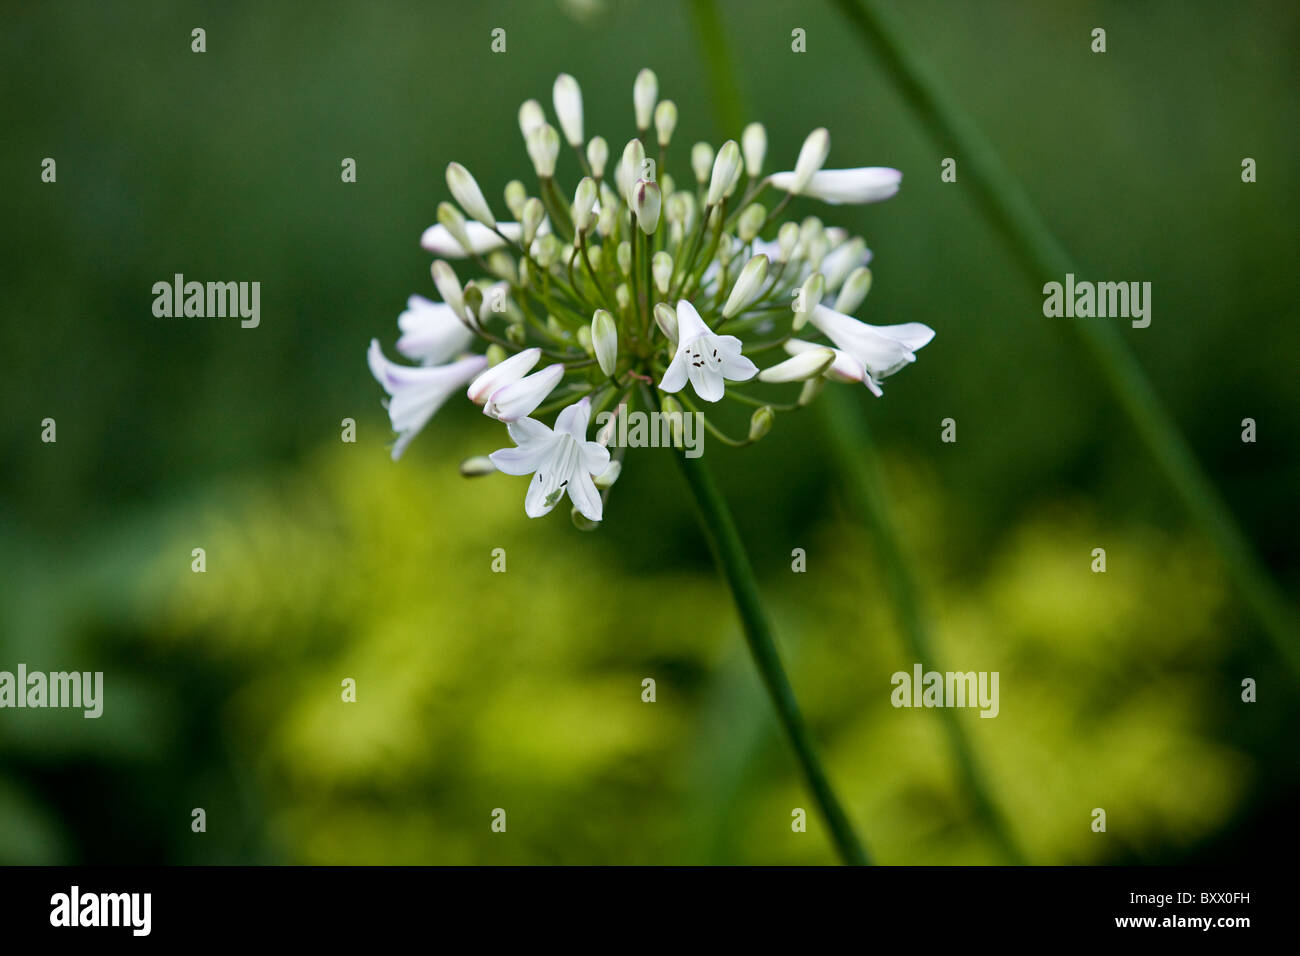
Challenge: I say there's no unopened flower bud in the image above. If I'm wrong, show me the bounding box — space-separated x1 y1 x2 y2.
722 254 768 319
572 176 597 234
835 266 873 314
431 260 466 318
460 455 498 477
654 302 678 343
742 122 767 177
737 203 766 243
777 221 800 262
758 348 835 383
504 180 527 219
706 140 742 207
534 234 561 268
594 459 621 490
633 68 658 130
619 138 646 205
526 124 561 179
798 375 827 407
652 251 673 294
518 99 546 140
446 162 495 228
634 179 661 234
437 202 473 256
592 309 618 376
521 197 545 247
577 324 593 353
654 100 678 147
485 343 508 367
615 283 631 312
792 271 824 331
552 73 584 147
587 136 609 179
691 142 714 185
617 241 632 276
791 127 830 194
748 406 775 442
571 507 600 531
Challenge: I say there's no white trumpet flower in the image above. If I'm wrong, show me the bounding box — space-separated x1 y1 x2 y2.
368 341 487 460
395 295 475 365
768 167 903 205
659 300 758 402
467 347 542 404
806 304 935 381
490 396 611 521
483 362 565 422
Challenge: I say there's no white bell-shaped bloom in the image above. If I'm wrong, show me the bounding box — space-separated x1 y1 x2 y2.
395 295 474 365
659 300 758 402
490 397 611 521
368 341 487 460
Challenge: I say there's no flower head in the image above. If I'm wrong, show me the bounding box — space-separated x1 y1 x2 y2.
367 68 933 524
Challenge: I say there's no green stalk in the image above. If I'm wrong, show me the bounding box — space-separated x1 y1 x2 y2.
820 390 1025 863
830 0 1299 676
672 446 871 865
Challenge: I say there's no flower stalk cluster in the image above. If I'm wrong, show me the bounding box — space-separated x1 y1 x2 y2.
369 68 934 527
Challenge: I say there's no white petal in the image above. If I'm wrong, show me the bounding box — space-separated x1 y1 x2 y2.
467 348 541 403
490 440 552 476
484 363 564 422
395 296 474 365
566 469 603 522
659 347 690 393
714 336 758 382
674 299 711 342
687 362 725 402
579 439 610 476
554 395 593 440
801 167 902 205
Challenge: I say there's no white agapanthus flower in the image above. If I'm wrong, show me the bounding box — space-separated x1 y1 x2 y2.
659 301 758 402
367 67 934 526
490 396 610 521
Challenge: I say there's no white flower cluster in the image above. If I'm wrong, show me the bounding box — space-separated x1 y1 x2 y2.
369 68 934 526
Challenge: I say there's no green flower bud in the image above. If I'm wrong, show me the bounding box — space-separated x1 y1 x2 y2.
834 266 873 314
446 162 495 228
722 254 769 319
691 142 714 185
741 122 767 177
587 136 609 179
737 203 767 243
748 406 775 442
572 176 598 234
654 100 678 148
634 179 662 234
592 309 618 376
459 456 498 477
652 251 673 294
504 180 527 220
521 197 545 247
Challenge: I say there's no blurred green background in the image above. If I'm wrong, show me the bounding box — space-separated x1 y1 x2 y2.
1 0 1296 864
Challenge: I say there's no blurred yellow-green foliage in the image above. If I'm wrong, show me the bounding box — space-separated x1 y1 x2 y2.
25 436 1236 865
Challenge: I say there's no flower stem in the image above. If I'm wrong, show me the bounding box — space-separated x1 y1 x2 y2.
671 446 871 865
831 0 1300 676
